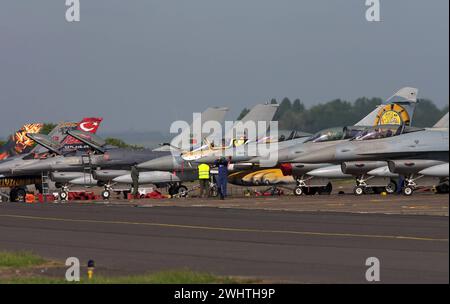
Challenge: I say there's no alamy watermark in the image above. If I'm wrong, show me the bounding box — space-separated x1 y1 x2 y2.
169 114 279 167
65 0 80 22
365 0 381 22
65 257 80 282
365 257 381 282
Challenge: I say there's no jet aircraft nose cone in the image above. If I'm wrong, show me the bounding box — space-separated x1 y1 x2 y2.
291 146 336 163
367 166 398 177
137 155 176 171
113 174 132 184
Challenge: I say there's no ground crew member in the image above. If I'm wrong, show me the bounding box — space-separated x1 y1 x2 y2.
131 163 139 197
198 163 210 198
214 157 229 200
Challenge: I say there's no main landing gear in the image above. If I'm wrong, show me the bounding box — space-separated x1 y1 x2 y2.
353 176 398 196
8 187 27 202
168 183 188 197
293 178 333 196
101 183 114 200
58 184 70 201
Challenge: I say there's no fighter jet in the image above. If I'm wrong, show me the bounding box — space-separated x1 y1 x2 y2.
296 112 449 195
137 103 279 172
294 113 446 196
0 118 103 201
15 107 229 199
108 104 279 196
238 87 419 195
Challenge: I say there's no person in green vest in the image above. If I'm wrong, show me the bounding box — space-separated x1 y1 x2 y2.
198 163 210 198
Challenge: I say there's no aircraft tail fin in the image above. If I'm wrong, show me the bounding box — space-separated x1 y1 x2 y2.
223 103 278 143
26 133 64 155
355 87 418 127
170 107 229 150
433 112 449 128
0 123 44 160
60 117 103 150
29 117 103 155
66 129 107 153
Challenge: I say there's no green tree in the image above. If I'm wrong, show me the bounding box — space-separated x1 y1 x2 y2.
274 97 292 120
412 99 448 127
105 137 143 149
292 99 305 113
41 123 58 135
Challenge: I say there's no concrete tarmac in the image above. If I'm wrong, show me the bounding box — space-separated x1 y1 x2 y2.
0 197 448 283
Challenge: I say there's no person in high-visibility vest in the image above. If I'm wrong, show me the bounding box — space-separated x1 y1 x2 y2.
198 163 210 198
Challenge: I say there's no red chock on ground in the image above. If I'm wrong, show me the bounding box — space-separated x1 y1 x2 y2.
37 194 55 203
68 192 99 201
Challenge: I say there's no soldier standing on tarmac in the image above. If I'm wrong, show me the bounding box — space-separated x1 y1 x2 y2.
131 163 139 197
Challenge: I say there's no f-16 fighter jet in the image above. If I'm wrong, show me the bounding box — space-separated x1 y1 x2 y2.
231 87 419 195
15 108 228 199
0 118 103 201
301 112 448 195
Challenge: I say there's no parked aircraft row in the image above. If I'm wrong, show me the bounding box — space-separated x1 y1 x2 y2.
0 87 448 201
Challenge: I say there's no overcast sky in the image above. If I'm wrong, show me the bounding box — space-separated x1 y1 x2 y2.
0 0 448 135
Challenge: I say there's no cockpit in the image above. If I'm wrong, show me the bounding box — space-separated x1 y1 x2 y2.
305 127 364 143
304 124 425 143
352 125 423 141
285 130 311 141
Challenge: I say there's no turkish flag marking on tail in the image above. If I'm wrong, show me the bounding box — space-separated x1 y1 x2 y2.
77 117 103 134
62 117 103 146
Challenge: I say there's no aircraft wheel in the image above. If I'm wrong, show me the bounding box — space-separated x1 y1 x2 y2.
294 187 303 196
168 186 178 196
318 183 332 195
373 187 385 194
353 186 365 196
59 191 68 201
102 190 111 200
385 181 397 194
304 187 317 195
9 189 18 202
436 183 449 194
402 186 414 196
178 185 188 197
209 184 219 197
122 191 130 199
15 188 27 202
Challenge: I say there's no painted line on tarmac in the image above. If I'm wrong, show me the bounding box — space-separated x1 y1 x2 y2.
0 214 448 243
